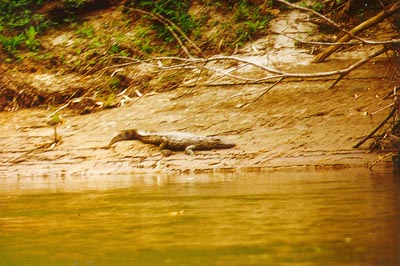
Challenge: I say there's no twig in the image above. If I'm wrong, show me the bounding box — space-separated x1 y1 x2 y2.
47 103 70 120
368 152 393 170
194 78 284 114
371 103 394 116
6 136 62 163
248 77 284 103
353 106 396 148
203 63 255 84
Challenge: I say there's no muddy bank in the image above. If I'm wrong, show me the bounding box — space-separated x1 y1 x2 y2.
1 56 398 176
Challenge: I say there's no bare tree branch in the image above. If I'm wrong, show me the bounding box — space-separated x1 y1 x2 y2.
101 45 391 92
271 30 400 46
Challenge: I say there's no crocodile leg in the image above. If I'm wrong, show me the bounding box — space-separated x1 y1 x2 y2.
159 141 167 150
159 137 172 156
184 145 196 155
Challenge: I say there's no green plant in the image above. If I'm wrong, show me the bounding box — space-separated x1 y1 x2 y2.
109 76 120 89
247 20 267 35
108 43 130 57
75 23 95 38
25 26 40 51
137 0 199 43
134 38 154 54
311 2 324 13
0 33 25 55
233 1 252 22
64 0 90 9
32 52 54 61
223 1 273 48
90 40 104 49
102 93 116 108
109 44 121 54
0 0 47 30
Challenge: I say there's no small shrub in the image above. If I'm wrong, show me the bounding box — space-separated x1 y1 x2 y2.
135 0 199 43
0 33 25 55
25 26 40 51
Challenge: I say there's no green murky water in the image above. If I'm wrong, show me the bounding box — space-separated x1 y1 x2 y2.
1 169 399 265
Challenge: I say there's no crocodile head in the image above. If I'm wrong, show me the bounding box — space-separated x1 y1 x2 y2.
206 136 235 149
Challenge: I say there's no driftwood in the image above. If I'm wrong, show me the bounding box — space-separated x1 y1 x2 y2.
276 0 400 62
312 2 400 63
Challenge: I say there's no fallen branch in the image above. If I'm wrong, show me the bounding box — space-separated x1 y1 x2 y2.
328 45 389 88
201 51 389 85
276 0 400 62
353 106 396 148
311 2 400 62
245 77 284 104
276 0 366 43
368 152 393 170
104 47 392 92
193 77 284 114
272 31 400 47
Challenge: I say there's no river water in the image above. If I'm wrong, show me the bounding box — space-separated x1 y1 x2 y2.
1 168 399 265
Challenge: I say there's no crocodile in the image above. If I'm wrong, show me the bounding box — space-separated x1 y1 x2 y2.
108 129 235 154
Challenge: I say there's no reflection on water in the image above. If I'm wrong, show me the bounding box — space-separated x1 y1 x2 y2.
1 169 399 265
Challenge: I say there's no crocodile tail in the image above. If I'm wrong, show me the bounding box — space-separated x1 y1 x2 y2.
108 129 139 147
